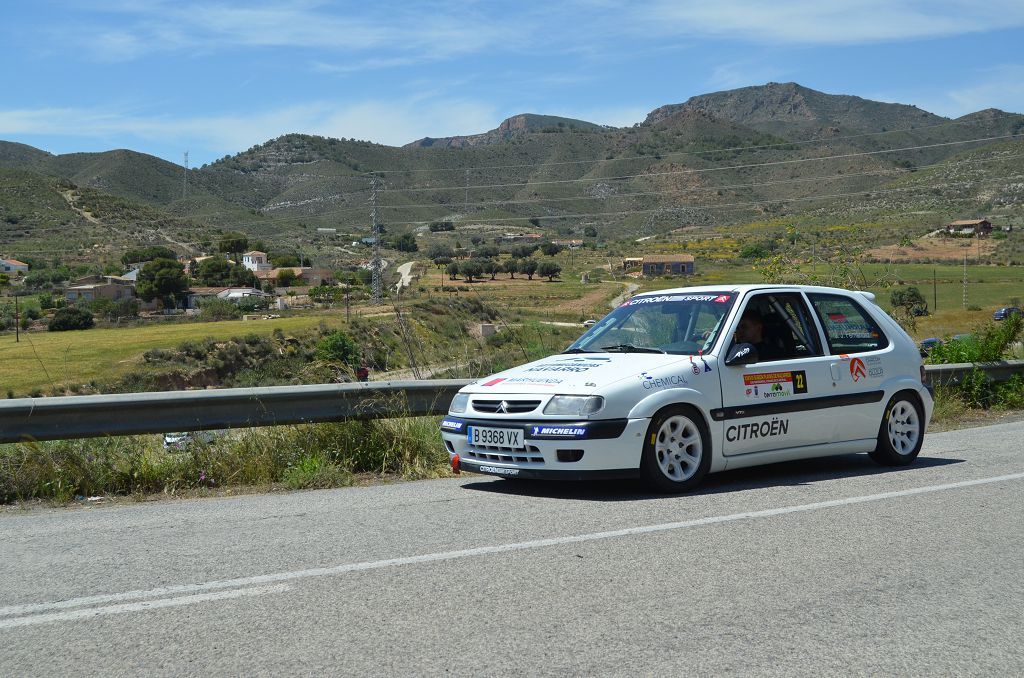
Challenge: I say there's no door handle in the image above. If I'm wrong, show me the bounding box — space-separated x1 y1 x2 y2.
830 363 842 381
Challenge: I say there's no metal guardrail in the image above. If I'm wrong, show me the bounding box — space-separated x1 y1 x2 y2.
0 362 1021 444
0 380 473 444
923 360 1024 387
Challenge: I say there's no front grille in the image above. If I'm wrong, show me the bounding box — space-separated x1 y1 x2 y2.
471 399 541 414
465 444 545 465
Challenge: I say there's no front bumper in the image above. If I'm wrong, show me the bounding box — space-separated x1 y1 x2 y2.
440 416 648 479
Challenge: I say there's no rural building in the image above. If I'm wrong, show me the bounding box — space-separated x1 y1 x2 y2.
242 251 272 272
553 239 584 248
1 258 29 274
186 286 270 309
64 275 137 303
641 254 695 276
945 219 993 237
622 257 643 271
497 233 543 244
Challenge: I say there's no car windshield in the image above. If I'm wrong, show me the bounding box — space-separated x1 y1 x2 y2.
566 292 736 355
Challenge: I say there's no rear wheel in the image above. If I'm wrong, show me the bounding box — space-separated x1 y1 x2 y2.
640 406 711 493
869 392 924 466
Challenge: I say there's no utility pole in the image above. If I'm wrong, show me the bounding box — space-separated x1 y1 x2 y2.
370 177 383 305
933 268 937 311
963 253 968 308
14 293 19 343
182 151 189 199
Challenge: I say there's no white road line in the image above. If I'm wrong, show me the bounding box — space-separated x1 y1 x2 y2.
0 584 290 630
2 471 1022 625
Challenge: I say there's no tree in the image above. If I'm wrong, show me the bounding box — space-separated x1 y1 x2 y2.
891 286 928 315
195 257 233 285
0 273 8 290
459 260 483 282
276 269 298 287
506 258 520 279
269 253 301 267
520 259 538 280
446 261 460 280
484 260 502 280
394 233 419 252
537 261 562 281
470 236 483 246
541 242 564 256
136 258 189 307
433 256 452 269
122 246 177 266
48 307 94 331
529 217 541 228
429 221 454 232
217 232 249 262
475 244 500 259
510 245 539 259
583 226 598 238
426 244 455 260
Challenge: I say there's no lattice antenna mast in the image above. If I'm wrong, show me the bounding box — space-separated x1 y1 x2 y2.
371 177 383 305
182 151 189 199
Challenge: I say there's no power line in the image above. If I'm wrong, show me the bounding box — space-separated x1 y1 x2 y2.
8 146 1022 235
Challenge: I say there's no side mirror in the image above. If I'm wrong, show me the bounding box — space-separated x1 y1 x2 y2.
725 343 759 366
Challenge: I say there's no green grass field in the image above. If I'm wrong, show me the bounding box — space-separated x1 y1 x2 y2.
0 315 331 396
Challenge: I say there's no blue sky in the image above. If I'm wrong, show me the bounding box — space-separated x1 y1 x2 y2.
2 1 1024 167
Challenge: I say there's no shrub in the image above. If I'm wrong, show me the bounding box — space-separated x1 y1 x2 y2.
48 307 94 331
199 297 241 321
316 330 360 365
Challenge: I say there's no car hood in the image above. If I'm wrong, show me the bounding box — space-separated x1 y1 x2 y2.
463 353 710 395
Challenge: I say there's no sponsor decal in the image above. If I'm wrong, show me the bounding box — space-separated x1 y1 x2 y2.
481 378 506 387
850 358 867 382
865 356 884 378
479 465 520 476
622 294 722 306
713 295 732 303
501 376 564 386
742 371 807 400
640 373 689 390
523 356 612 373
726 417 789 442
440 419 464 431
691 363 701 375
702 357 713 373
530 426 588 438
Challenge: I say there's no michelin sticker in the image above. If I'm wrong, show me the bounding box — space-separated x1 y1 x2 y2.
743 370 808 400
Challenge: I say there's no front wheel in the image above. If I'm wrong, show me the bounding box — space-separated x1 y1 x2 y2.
869 393 924 466
640 406 711 493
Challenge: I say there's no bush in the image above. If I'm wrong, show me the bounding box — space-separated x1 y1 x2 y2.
316 330 360 365
48 307 94 331
199 297 242 321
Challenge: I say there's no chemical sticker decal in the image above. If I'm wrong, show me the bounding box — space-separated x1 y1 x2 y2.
742 370 808 400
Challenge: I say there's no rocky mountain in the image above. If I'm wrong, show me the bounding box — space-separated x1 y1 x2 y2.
2 83 1022 264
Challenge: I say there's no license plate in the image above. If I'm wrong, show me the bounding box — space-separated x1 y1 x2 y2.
467 426 524 449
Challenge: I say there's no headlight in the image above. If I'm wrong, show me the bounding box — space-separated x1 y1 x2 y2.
543 395 604 417
448 393 469 414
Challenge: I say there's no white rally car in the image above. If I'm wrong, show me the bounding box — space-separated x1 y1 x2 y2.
441 284 934 492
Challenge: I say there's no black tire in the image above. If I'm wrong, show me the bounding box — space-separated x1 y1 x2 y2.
869 392 925 466
640 405 712 493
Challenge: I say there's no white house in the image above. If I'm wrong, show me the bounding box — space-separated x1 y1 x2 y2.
241 251 272 272
1 258 29 274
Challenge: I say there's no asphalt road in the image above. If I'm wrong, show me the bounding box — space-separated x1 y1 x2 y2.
2 421 1023 676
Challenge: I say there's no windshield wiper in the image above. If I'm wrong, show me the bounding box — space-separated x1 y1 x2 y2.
562 347 593 354
600 344 666 354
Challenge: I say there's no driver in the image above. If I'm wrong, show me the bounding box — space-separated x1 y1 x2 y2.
734 309 784 361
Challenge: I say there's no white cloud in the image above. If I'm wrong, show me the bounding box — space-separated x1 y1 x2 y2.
707 62 786 91
56 1 512 62
640 0 1024 45
871 64 1024 117
0 99 502 163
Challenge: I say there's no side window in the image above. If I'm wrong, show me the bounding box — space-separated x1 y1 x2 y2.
808 294 889 354
732 293 821 362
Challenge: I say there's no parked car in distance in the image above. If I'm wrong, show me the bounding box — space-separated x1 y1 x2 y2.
582 319 598 328
993 307 1022 321
442 284 934 493
919 337 942 356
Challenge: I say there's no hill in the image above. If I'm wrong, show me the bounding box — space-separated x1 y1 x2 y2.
1 83 1022 265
